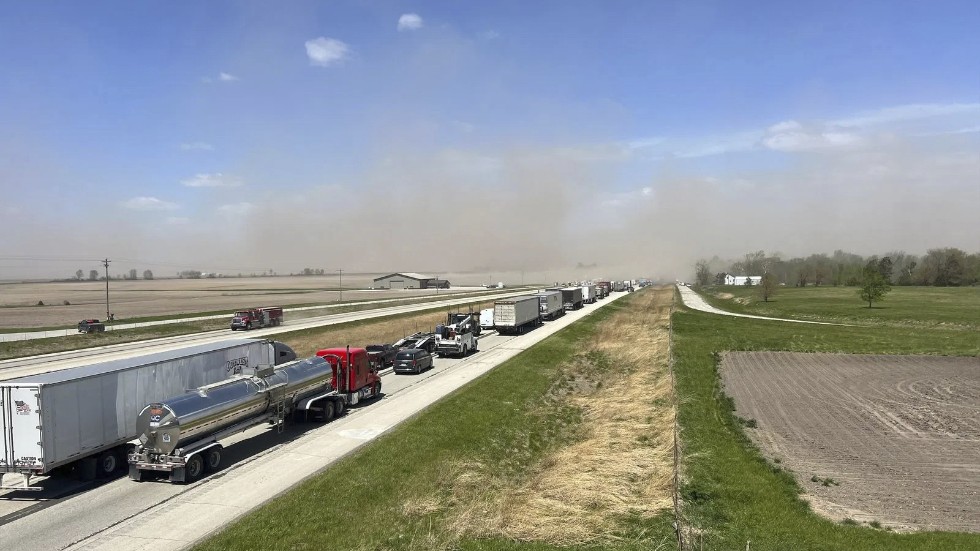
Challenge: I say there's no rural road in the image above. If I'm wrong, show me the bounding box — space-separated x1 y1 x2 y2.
676 284 846 325
0 291 629 551
0 288 539 381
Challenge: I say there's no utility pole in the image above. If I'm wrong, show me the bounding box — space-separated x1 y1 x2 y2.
338 268 343 302
103 258 111 323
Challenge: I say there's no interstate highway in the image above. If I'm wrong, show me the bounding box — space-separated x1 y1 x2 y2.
0 291 628 551
0 288 538 381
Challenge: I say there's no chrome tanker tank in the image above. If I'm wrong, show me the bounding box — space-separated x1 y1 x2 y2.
137 356 334 455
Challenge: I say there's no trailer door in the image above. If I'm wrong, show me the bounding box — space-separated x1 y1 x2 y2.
2 386 44 471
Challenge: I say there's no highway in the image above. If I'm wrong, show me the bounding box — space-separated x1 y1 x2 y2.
0 287 538 381
0 291 629 551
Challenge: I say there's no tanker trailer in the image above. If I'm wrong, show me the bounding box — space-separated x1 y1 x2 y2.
128 354 350 483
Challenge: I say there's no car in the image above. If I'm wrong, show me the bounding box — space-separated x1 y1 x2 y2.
393 348 433 375
77 319 105 334
365 344 398 368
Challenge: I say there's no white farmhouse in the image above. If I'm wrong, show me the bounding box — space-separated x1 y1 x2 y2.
723 274 762 286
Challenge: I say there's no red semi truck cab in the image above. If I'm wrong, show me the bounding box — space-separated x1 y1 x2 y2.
315 347 382 404
230 306 283 330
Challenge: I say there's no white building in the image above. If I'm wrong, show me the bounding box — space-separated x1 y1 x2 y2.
723 274 762 286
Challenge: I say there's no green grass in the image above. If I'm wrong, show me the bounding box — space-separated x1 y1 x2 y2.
195 292 676 551
697 285 980 330
672 288 979 550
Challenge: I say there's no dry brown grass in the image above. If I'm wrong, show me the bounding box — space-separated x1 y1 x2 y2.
424 288 676 546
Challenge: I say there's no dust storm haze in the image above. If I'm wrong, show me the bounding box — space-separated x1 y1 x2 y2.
1 5 978 283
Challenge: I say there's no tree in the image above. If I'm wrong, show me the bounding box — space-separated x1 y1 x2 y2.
858 261 891 308
89 269 99 281
695 260 711 287
743 276 753 286
75 269 84 280
877 256 893 283
129 268 138 280
143 270 154 280
759 272 777 302
714 272 727 285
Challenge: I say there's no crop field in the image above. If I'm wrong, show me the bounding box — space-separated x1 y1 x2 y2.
721 351 980 533
0 275 488 329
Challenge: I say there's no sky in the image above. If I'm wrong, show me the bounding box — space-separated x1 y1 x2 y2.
1 0 978 281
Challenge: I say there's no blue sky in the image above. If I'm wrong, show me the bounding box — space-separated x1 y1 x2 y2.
1 1 978 278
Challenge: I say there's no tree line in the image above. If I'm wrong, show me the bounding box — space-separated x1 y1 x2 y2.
73 269 154 280
694 247 979 288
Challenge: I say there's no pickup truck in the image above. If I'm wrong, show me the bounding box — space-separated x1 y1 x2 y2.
366 344 398 368
77 319 106 333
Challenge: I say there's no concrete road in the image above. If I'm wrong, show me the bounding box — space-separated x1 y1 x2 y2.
676 284 845 325
0 288 538 381
0 292 629 551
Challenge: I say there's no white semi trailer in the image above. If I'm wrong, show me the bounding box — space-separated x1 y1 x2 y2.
536 290 565 320
580 284 597 304
494 295 541 335
0 339 295 489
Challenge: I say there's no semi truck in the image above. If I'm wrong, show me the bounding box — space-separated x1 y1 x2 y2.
597 281 612 297
128 347 382 483
536 290 565 320
560 287 584 311
231 306 284 330
494 295 541 335
580 284 597 304
0 339 296 489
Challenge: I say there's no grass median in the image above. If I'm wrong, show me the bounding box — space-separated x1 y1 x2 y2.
673 287 979 550
195 288 677 551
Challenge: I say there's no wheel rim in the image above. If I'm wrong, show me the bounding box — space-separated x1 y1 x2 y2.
207 450 221 469
102 454 116 473
188 457 203 478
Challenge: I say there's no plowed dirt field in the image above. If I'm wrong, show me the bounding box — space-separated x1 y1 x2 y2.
721 351 980 533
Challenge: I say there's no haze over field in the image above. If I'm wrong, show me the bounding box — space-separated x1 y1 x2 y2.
2 2 978 281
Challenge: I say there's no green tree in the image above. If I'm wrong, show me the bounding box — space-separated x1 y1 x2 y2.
759 273 777 302
877 256 893 282
858 261 891 308
143 270 154 280
694 260 711 287
75 269 84 280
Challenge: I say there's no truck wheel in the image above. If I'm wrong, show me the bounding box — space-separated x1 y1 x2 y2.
185 455 205 481
245 323 251 331
320 401 335 422
97 450 119 477
204 448 222 473
334 399 345 417
373 381 382 398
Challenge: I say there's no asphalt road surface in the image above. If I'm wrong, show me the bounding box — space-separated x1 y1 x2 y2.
0 291 629 551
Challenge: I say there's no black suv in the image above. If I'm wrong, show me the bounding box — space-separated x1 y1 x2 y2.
393 349 433 374
77 319 105 333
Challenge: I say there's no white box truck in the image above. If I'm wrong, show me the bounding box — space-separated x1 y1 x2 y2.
536 291 564 320
493 296 541 335
0 339 295 489
581 284 597 304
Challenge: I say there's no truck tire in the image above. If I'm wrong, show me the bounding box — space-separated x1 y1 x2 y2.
320 400 335 422
97 450 119 477
373 381 382 398
245 323 251 331
204 447 222 473
334 399 345 417
185 455 205 482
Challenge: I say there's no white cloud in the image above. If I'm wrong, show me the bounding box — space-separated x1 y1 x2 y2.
398 13 423 31
217 202 255 216
180 142 214 151
833 103 980 128
305 37 349 67
122 197 179 211
181 173 242 188
201 72 239 84
762 120 861 152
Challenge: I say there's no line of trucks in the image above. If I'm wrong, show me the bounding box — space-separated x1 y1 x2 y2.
2 282 636 489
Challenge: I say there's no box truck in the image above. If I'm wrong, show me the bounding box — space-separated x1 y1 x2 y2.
493 296 541 335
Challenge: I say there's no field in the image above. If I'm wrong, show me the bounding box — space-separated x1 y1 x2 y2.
0 275 488 330
699 285 980 330
721 351 979 533
672 286 980 550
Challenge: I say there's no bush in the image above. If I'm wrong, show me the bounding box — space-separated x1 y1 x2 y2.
36 300 45 306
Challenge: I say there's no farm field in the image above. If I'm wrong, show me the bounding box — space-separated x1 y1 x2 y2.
699 285 980 329
0 274 489 329
721 351 980 533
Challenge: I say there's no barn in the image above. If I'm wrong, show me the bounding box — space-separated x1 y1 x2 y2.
372 273 450 289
